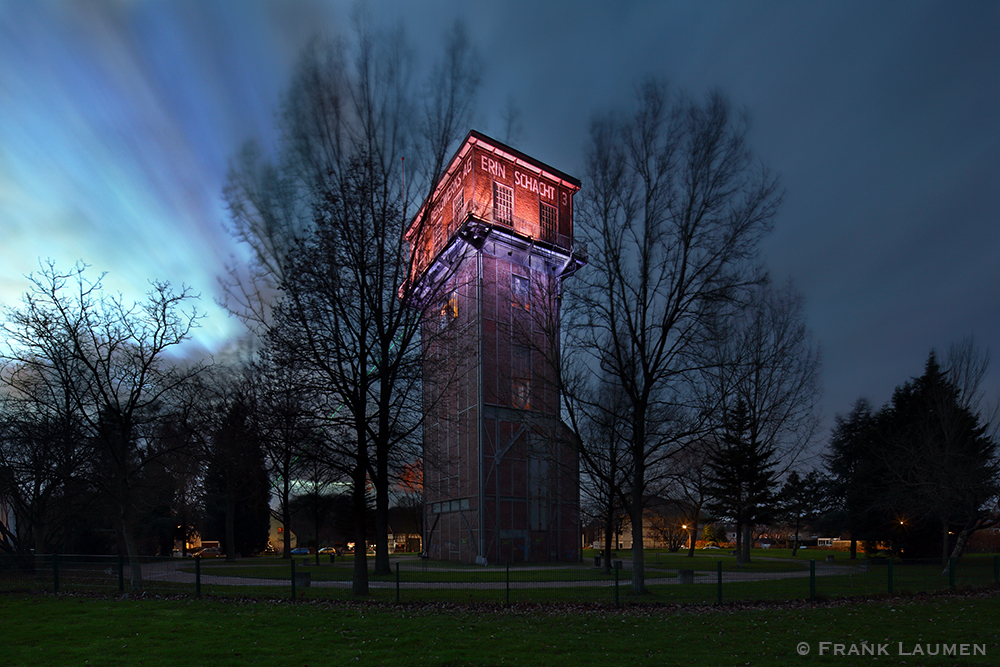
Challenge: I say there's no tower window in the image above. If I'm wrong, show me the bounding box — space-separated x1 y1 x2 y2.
512 344 531 410
439 290 458 330
512 274 530 310
493 182 513 227
539 202 557 242
452 190 465 232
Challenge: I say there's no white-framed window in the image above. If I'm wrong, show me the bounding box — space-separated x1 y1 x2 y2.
539 202 557 242
493 182 513 226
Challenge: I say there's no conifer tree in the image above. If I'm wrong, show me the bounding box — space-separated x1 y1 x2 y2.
706 399 778 565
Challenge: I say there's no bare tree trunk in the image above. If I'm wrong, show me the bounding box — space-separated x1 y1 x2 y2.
373 446 391 575
941 519 950 570
120 510 143 592
225 480 237 561
351 462 369 596
949 522 979 561
791 517 801 556
741 523 752 565
603 509 614 574
686 517 698 558
630 459 646 594
281 471 292 558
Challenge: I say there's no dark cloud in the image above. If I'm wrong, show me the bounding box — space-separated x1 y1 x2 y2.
2 0 997 435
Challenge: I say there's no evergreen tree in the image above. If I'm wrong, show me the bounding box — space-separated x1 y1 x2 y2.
706 400 778 565
877 353 998 563
825 352 999 562
776 470 827 555
824 398 878 559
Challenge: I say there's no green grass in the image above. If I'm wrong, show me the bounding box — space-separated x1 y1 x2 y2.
2 590 1000 666
7 550 999 607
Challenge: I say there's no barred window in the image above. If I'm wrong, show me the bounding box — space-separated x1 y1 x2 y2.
493 182 513 226
512 344 531 410
452 191 465 232
432 208 443 250
511 274 530 310
539 202 557 242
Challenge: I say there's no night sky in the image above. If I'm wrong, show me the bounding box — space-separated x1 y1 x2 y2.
2 1 998 444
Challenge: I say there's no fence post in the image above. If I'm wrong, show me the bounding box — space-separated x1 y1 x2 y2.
994 555 999 584
949 557 956 590
716 561 722 605
395 562 400 604
614 560 620 608
290 559 296 600
505 562 510 608
52 553 59 594
195 556 201 597
888 558 894 594
809 560 816 601
118 554 124 594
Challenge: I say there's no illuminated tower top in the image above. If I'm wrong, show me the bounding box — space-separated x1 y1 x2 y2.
405 130 583 292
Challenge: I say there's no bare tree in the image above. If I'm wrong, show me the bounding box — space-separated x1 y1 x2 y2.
252 352 316 557
222 18 481 593
705 280 822 563
947 337 999 437
0 262 202 589
663 437 717 557
571 80 781 592
574 377 633 573
0 374 91 557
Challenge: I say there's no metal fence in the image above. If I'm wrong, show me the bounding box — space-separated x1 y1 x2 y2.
2 553 998 606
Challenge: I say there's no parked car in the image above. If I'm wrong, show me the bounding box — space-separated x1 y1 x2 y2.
198 547 223 558
318 546 337 555
290 547 310 555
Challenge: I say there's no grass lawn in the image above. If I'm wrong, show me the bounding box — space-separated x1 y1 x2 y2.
2 590 999 666
8 549 998 609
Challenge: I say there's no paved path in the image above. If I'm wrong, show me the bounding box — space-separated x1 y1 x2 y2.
133 557 861 590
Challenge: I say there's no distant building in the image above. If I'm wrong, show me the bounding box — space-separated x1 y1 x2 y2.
589 499 706 551
388 506 423 554
268 510 297 554
406 131 584 563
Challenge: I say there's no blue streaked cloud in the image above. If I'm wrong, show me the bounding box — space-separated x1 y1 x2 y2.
2 0 999 430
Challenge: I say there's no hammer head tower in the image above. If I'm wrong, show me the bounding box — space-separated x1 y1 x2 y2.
406 131 584 563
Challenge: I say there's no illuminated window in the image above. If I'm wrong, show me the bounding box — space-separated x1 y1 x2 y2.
512 344 531 410
452 190 465 229
539 202 557 242
512 274 530 310
432 208 443 251
439 290 458 329
493 182 513 226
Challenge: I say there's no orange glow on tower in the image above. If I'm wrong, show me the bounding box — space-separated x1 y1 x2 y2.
406 131 584 563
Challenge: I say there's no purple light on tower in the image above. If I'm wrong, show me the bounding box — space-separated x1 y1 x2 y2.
405 131 584 564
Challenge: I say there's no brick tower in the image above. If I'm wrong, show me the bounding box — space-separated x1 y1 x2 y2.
405 131 584 563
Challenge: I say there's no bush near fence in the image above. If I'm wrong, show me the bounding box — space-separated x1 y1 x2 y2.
2 552 998 607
